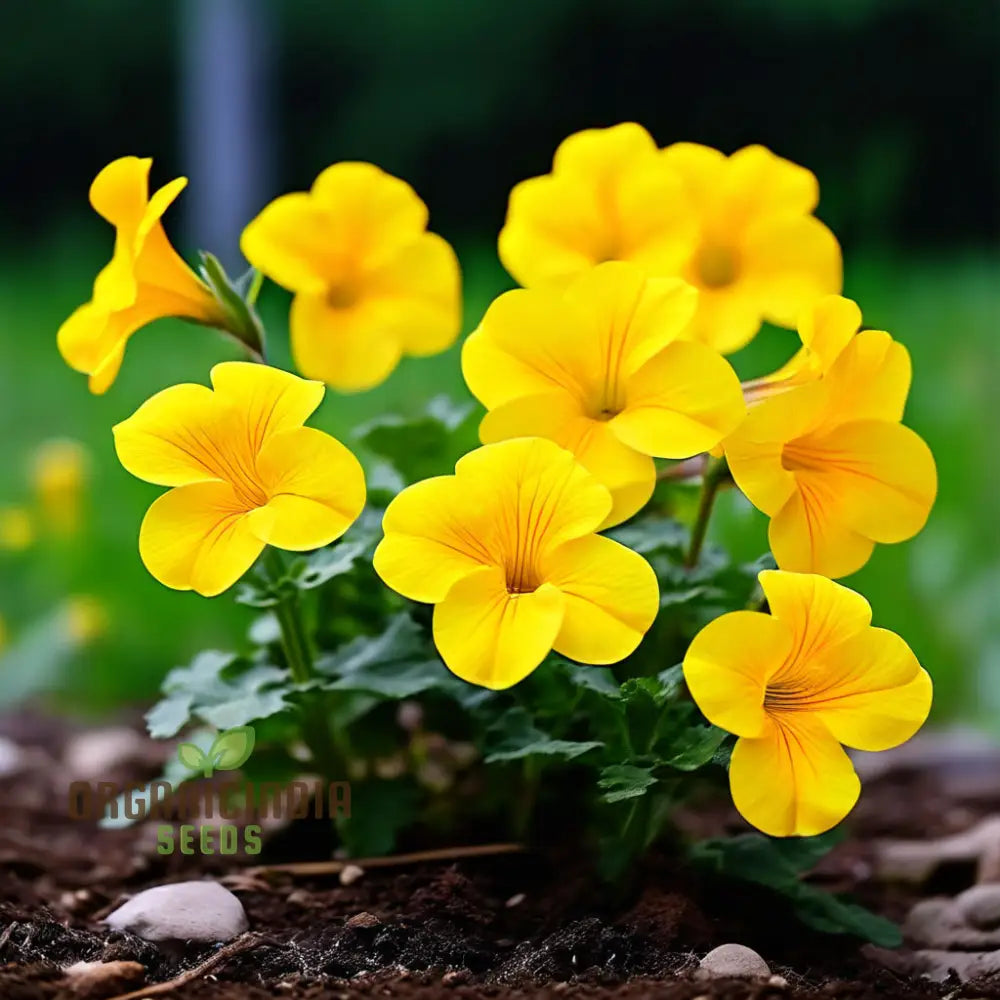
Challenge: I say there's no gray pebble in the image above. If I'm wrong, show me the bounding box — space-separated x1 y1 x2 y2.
698 943 771 978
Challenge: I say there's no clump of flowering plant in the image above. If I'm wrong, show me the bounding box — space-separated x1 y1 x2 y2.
61 129 935 946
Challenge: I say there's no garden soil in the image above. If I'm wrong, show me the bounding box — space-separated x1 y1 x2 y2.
2 712 999 999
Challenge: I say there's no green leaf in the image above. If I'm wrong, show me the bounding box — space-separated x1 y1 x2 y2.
354 395 479 484
598 763 658 803
198 251 265 356
209 726 256 771
483 708 603 763
337 778 421 856
294 539 370 589
146 650 291 738
689 830 897 946
557 660 620 696
608 517 687 555
177 742 208 774
662 725 727 771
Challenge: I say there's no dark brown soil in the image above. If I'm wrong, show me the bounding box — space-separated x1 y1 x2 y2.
2 712 999 999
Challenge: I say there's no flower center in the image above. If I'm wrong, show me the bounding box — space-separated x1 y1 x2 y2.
694 244 738 289
326 280 360 310
763 684 809 711
780 437 826 474
505 563 540 596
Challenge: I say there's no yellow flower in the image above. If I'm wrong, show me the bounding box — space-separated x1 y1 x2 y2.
32 439 88 536
64 595 108 647
724 296 937 578
684 570 932 836
499 123 698 290
113 361 366 597
462 262 745 527
241 162 462 392
57 157 228 394
499 125 841 354
660 142 842 353
373 437 659 689
0 506 34 551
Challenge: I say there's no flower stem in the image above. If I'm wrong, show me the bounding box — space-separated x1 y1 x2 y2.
685 457 728 569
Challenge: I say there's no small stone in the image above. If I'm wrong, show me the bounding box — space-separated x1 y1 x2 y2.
0 736 25 777
442 969 470 985
957 884 1000 929
104 880 248 944
346 910 380 929
698 943 771 979
505 893 526 908
768 974 789 988
339 863 365 886
63 960 145 996
287 889 311 906
64 728 147 779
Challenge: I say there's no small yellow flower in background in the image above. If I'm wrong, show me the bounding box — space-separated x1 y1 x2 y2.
684 570 932 837
241 162 462 392
499 123 698 290
724 295 937 578
374 437 659 689
660 142 842 353
63 595 108 647
0 506 34 551
32 439 89 536
499 124 841 354
57 157 228 394
462 262 745 527
113 361 366 597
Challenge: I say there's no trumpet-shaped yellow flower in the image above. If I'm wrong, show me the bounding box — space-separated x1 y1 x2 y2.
660 142 842 353
462 263 745 527
499 125 841 354
684 570 932 836
113 361 365 597
58 157 228 394
499 123 698 290
725 296 937 578
241 162 462 392
373 437 659 689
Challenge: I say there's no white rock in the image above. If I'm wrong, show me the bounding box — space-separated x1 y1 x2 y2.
0 735 25 777
64 727 146 779
104 880 248 943
339 864 365 886
957 884 1000 929
63 960 145 996
698 943 771 979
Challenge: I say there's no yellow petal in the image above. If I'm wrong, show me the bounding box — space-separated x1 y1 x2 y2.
798 294 861 371
433 566 565 689
724 145 820 222
478 392 656 529
768 481 875 578
249 427 366 550
824 330 912 424
240 192 341 295
311 161 429 271
683 284 764 354
795 420 936 544
552 121 658 178
462 288 590 409
660 142 728 216
290 293 404 392
724 381 829 516
810 628 932 751
374 475 496 603
730 714 860 837
89 156 153 237
139 481 264 597
364 232 462 357
683 610 793 738
758 570 871 666
743 214 843 329
454 437 612 553
113 383 224 486
614 340 745 458
541 535 658 663
88 343 126 395
209 361 325 452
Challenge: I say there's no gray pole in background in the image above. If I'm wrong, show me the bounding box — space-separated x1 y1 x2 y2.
179 0 275 274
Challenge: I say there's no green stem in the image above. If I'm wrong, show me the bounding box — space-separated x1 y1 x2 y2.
685 457 728 569
246 268 265 306
265 548 339 777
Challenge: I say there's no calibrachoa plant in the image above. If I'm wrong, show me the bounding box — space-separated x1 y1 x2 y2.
59 127 937 944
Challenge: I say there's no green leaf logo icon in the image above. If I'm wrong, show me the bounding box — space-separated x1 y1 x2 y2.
177 726 255 778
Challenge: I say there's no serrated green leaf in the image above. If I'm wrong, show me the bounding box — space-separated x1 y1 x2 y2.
209 726 256 771
483 708 602 763
662 725 727 771
354 395 479 484
598 763 658 803
177 742 208 773
557 660 620 696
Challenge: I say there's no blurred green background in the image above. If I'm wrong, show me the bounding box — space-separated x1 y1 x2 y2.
0 0 996 721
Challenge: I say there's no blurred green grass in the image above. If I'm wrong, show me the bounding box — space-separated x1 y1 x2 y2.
0 230 996 721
